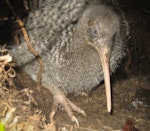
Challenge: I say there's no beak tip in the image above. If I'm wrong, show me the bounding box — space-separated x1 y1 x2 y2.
108 108 111 113
107 104 111 113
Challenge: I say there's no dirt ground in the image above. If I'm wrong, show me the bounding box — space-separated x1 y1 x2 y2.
0 0 150 131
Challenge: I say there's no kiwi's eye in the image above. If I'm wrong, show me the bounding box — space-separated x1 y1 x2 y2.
93 29 98 36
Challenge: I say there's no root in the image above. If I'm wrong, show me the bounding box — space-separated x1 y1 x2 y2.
5 0 44 90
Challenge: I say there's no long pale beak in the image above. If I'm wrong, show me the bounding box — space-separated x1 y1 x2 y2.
96 47 111 112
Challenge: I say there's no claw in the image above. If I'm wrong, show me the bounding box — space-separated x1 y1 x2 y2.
50 111 56 121
72 116 79 127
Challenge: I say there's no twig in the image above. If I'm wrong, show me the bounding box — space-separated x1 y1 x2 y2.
5 0 44 90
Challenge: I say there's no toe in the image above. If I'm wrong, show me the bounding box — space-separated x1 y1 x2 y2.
50 88 85 126
67 99 86 116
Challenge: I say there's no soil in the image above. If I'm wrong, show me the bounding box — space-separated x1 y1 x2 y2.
0 0 150 131
15 71 150 131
